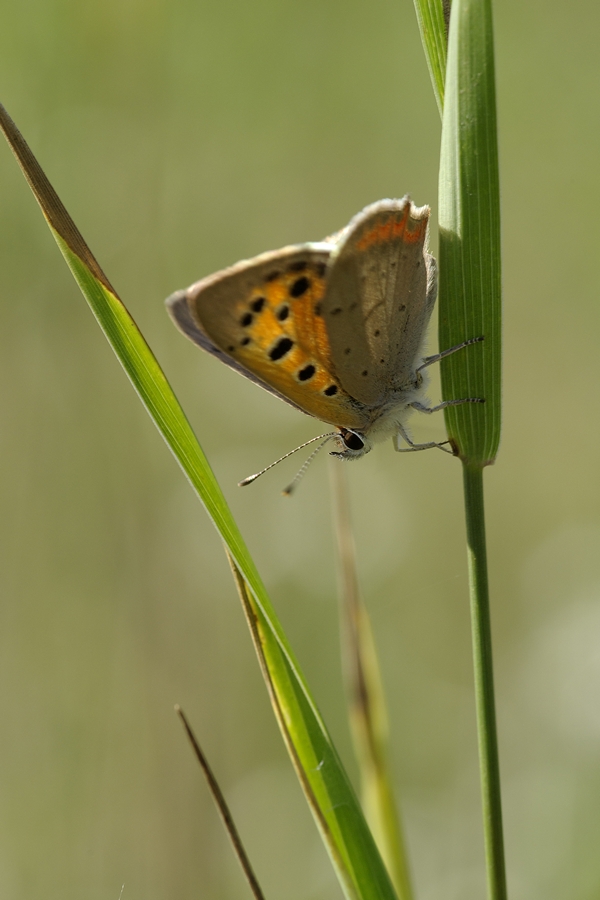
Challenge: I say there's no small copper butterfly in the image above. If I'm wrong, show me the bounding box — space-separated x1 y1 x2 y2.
166 198 482 483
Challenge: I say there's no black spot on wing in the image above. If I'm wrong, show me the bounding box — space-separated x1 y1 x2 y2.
240 312 253 327
288 260 307 272
269 337 294 361
290 276 310 298
251 296 266 312
324 384 338 396
297 364 316 382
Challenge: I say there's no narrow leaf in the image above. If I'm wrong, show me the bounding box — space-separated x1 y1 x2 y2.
229 558 398 900
0 102 397 900
176 706 266 900
438 0 501 466
413 0 449 115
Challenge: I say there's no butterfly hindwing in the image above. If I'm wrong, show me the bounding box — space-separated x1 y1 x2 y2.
320 198 437 406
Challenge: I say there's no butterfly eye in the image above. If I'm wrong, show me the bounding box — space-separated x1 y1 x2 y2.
341 430 365 451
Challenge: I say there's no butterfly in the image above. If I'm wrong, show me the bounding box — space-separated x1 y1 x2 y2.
166 198 482 483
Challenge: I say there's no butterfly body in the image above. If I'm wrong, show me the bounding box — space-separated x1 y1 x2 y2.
167 198 439 460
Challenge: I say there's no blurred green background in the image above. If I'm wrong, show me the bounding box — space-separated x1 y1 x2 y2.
1 0 600 898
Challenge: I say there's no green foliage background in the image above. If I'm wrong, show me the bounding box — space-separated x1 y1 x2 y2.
0 1 599 898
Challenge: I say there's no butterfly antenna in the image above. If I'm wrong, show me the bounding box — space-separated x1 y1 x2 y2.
282 436 334 496
239 432 336 488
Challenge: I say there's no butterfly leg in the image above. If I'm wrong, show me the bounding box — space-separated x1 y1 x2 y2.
394 397 484 454
416 335 484 373
410 398 485 415
393 422 454 454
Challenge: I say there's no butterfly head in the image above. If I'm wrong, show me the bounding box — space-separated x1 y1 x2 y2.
329 428 372 460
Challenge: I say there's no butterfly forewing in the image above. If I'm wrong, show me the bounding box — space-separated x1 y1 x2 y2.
168 245 370 430
321 198 437 406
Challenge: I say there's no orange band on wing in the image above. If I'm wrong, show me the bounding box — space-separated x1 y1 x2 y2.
356 206 427 251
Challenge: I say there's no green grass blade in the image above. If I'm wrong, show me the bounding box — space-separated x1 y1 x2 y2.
437 2 506 898
229 559 398 900
438 0 501 466
330 462 412 900
413 0 448 115
0 102 398 900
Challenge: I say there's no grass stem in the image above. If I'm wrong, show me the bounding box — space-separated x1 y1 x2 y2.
462 462 507 900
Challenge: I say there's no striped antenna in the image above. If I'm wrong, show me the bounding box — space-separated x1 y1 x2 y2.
238 432 337 488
